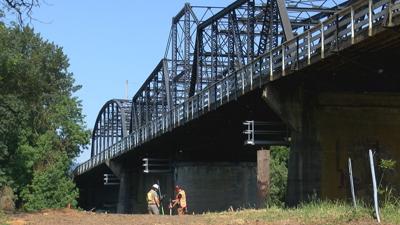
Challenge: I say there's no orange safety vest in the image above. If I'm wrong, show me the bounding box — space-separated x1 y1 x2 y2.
177 189 187 208
147 190 157 204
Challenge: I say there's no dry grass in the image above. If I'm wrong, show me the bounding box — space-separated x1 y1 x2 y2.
4 201 400 225
0 210 7 225
202 200 399 225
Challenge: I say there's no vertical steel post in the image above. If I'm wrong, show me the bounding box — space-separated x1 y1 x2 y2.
369 0 373 36
184 4 191 96
348 158 357 208
186 101 189 121
369 149 381 223
307 31 311 64
351 7 355 44
241 71 245 94
250 63 253 90
388 0 394 27
208 89 211 111
226 79 230 102
321 22 325 59
251 121 255 144
269 51 273 79
220 84 223 105
282 44 285 76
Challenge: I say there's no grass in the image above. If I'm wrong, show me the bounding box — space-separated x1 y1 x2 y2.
381 201 400 224
0 210 8 225
202 200 400 225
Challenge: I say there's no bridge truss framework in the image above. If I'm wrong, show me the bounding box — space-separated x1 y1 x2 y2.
83 0 400 175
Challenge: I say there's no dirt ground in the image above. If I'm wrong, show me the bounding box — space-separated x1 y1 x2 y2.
5 209 275 225
5 208 384 225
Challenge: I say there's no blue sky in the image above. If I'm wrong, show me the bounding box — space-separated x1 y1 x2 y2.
29 0 232 163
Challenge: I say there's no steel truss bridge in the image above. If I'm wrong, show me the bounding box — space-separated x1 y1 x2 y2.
75 0 400 176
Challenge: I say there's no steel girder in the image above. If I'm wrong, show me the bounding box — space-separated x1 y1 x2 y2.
164 4 222 105
130 59 171 133
189 0 351 96
91 99 132 157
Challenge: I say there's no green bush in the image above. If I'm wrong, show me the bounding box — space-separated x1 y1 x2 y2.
267 146 289 207
21 153 78 211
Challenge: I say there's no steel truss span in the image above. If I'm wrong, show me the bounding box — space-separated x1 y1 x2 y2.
91 99 132 157
131 0 352 139
77 0 400 175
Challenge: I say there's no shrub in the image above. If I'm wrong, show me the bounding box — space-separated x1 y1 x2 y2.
267 146 289 207
21 153 78 211
0 186 15 212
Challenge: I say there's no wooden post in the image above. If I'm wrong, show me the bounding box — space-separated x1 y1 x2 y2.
257 148 270 208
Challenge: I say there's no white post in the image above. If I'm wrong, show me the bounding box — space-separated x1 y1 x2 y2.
368 0 373 36
348 158 357 208
351 7 355 44
241 71 245 94
269 51 273 79
250 64 253 90
369 149 381 223
307 31 311 65
282 44 285 76
321 22 325 59
388 0 394 27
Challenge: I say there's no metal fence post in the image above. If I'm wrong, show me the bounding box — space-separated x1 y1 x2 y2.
348 158 357 208
369 149 381 223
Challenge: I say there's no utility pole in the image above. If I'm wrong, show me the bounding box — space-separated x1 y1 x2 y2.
125 80 129 99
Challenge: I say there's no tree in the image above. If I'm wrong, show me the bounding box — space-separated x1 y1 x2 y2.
267 146 289 207
0 23 90 210
1 0 40 25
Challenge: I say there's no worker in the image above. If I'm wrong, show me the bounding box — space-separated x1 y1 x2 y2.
171 185 187 215
147 184 160 215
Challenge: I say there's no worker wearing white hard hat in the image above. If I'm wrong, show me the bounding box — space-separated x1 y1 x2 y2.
147 184 160 214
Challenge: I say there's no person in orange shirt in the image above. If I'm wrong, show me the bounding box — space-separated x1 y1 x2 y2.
170 185 187 215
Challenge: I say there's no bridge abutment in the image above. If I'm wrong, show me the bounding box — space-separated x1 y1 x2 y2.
263 75 400 205
105 160 137 213
263 84 321 205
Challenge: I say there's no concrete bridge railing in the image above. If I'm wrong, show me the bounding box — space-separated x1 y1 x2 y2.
75 0 400 176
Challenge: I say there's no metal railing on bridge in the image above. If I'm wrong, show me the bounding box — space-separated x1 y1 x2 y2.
75 0 400 176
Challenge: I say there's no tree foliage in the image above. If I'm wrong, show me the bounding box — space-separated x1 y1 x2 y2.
267 146 289 207
0 23 89 210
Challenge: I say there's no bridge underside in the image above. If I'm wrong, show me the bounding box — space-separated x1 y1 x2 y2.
76 89 282 213
75 0 400 213
76 24 400 212
263 25 400 205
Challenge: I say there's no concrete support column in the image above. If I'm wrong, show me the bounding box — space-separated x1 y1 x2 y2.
256 148 270 208
106 160 137 214
116 171 135 213
262 83 321 205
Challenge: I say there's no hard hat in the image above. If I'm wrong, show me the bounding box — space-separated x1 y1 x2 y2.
152 184 159 190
